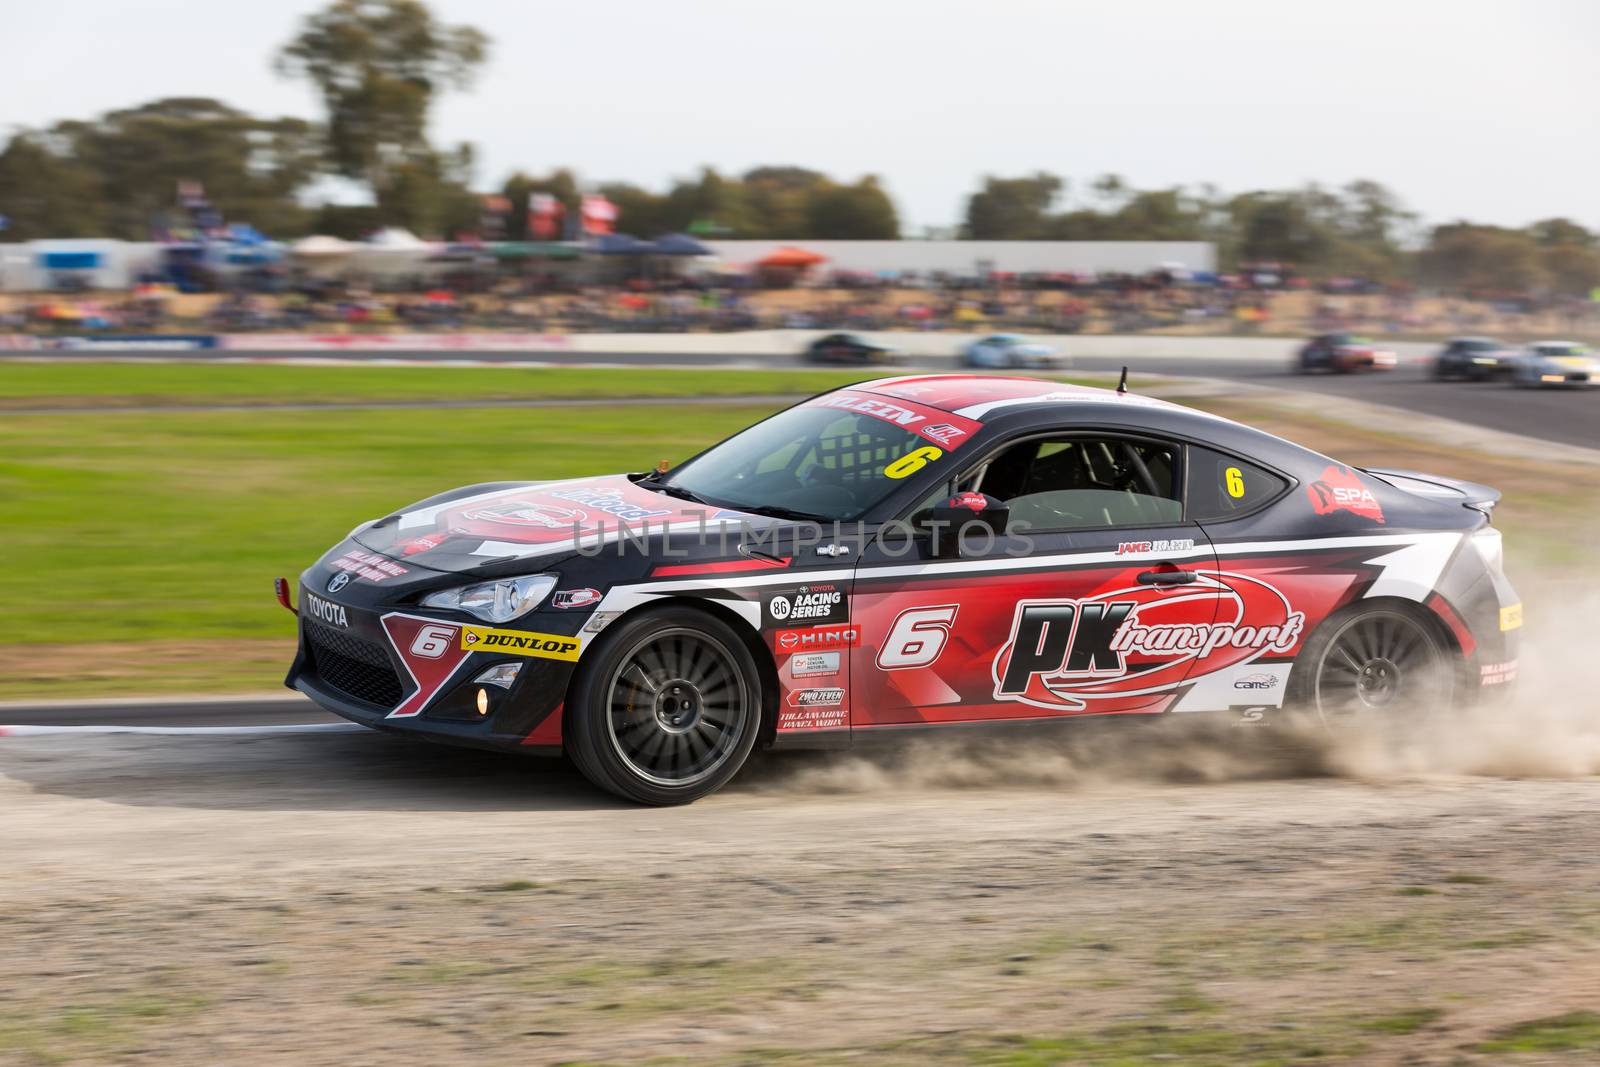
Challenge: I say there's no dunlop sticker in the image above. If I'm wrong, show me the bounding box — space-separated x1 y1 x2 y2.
461 625 581 661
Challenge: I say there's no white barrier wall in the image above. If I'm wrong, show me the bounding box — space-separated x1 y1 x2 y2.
703 240 1216 275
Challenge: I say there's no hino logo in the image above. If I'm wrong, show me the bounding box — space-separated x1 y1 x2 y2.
326 572 351 594
304 592 349 628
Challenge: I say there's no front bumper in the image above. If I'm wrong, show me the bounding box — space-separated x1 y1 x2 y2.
286 580 576 753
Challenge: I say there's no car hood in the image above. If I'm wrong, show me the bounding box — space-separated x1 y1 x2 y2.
1534 354 1599 370
350 473 763 574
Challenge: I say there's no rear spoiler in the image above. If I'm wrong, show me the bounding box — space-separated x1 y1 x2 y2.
1361 467 1502 518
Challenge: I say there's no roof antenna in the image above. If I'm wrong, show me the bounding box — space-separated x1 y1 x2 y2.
1116 366 1130 395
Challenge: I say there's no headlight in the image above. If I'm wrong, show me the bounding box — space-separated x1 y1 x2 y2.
421 574 557 623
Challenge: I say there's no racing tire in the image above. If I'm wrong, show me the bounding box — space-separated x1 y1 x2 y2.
1288 603 1455 723
565 606 764 805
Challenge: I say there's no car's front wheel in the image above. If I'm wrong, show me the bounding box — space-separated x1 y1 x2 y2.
1290 604 1455 722
566 607 764 805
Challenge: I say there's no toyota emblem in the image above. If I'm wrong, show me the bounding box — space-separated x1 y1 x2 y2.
327 572 351 594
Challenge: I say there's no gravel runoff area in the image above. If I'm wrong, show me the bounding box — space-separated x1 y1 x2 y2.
3 687 1600 1065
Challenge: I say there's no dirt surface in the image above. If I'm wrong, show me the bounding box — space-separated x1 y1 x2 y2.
4 716 1600 1066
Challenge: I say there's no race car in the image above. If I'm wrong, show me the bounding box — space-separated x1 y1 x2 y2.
1296 333 1398 373
1432 336 1518 381
283 375 1521 805
803 332 897 365
1509 340 1599 388
961 334 1063 369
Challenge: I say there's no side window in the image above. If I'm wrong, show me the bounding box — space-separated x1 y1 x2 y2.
972 435 1183 530
1187 447 1288 521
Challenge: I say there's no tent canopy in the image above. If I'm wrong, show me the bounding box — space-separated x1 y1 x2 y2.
591 233 652 255
291 235 355 257
650 233 711 257
757 246 826 268
491 241 580 260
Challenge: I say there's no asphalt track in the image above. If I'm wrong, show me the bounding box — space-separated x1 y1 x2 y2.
25 344 1597 450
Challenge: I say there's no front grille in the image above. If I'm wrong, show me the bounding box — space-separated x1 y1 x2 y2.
303 618 404 709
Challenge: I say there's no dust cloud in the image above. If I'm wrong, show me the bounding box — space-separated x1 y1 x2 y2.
751 590 1600 796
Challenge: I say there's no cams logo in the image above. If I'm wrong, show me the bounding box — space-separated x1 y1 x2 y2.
461 625 581 662
992 572 1305 710
1307 465 1385 524
766 584 845 626
1233 673 1278 691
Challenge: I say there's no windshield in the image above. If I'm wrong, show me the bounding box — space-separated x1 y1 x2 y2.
1535 344 1586 357
657 398 966 521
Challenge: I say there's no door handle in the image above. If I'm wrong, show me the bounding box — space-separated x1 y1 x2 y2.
1137 568 1197 586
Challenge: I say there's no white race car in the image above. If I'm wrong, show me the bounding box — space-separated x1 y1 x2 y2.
1510 341 1600 388
961 333 1063 369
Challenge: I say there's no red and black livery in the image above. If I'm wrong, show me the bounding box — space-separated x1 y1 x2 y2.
284 375 1521 804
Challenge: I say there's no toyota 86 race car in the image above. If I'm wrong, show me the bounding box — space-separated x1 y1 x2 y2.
1510 340 1600 388
1297 333 1398 373
282 375 1521 805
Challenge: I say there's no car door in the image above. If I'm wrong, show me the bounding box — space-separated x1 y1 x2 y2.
849 431 1223 728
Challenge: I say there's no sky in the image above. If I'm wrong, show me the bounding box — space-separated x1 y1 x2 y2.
7 0 1599 233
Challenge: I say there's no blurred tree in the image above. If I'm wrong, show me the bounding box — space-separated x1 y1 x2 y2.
57 97 322 238
663 168 754 237
1538 242 1600 296
377 142 479 238
1418 224 1548 293
0 131 107 240
1227 191 1334 268
276 0 487 208
803 176 899 239
0 99 320 241
595 182 670 237
742 166 828 237
501 168 580 239
309 202 386 239
962 173 1063 239
1525 217 1600 295
1527 217 1593 248
1090 172 1130 210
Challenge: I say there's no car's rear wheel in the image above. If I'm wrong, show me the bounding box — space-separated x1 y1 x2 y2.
566 607 763 805
1292 604 1455 722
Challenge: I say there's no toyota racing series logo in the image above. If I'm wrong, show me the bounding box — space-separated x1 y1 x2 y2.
765 585 845 626
992 571 1305 710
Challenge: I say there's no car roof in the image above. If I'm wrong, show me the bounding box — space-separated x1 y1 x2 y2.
855 374 1198 422
839 374 1325 476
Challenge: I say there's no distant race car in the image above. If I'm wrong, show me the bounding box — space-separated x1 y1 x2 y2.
284 374 1521 805
1510 340 1599 388
1296 333 1398 373
1433 336 1518 381
961 333 1062 369
804 332 896 364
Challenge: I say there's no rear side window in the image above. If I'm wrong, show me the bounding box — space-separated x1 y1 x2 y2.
1187 447 1288 521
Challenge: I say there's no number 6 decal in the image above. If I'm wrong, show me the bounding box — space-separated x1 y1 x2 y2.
410 624 457 659
876 604 959 670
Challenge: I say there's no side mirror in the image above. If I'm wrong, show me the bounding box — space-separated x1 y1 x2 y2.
922 492 1010 558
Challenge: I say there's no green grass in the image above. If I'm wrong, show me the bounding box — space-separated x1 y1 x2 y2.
0 361 915 408
1 401 772 649
1477 1011 1600 1054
